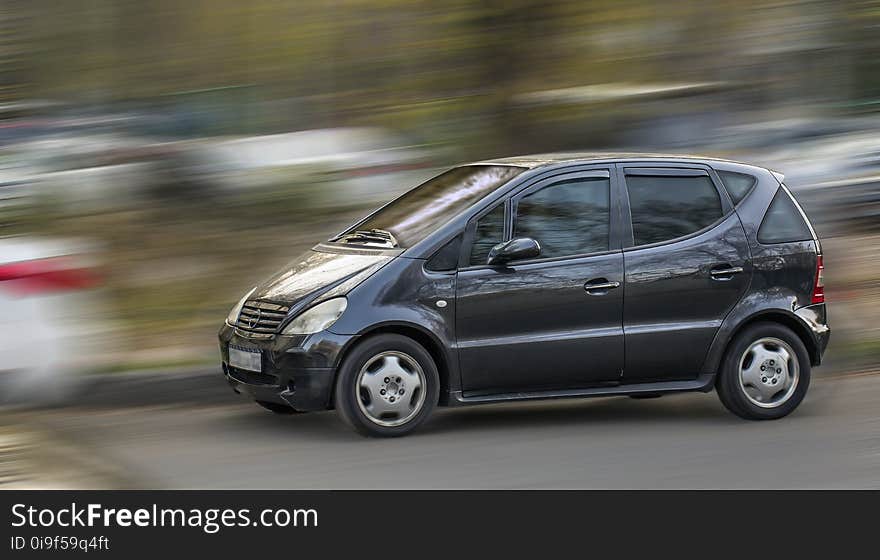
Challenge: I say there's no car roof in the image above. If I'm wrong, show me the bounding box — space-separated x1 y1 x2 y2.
472 151 758 169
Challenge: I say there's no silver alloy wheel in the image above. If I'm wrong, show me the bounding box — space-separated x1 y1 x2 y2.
355 350 426 427
738 337 800 408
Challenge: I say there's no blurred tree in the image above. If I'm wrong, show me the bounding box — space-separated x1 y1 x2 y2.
4 1 876 153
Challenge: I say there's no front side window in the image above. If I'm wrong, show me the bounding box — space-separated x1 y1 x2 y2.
626 174 723 246
513 177 610 259
338 165 524 249
469 203 506 265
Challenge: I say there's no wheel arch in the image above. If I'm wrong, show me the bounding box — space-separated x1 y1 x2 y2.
708 309 821 379
334 321 454 406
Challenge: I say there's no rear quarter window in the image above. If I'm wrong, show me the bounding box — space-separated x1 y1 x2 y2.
757 187 813 244
717 171 757 205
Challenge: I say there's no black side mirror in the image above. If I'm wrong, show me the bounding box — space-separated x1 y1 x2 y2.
486 237 541 266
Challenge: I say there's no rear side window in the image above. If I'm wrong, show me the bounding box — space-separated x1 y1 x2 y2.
513 177 610 259
717 171 757 205
757 188 813 244
626 174 723 246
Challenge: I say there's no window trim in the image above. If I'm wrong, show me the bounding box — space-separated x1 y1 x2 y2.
618 163 734 252
780 183 818 241
623 167 709 177
459 167 617 270
473 247 621 269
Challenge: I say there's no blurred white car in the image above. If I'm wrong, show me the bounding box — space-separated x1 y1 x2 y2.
181 127 439 205
0 234 104 404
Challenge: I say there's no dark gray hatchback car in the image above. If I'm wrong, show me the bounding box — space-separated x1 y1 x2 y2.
219 153 830 437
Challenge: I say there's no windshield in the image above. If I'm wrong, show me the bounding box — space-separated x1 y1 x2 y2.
334 165 525 248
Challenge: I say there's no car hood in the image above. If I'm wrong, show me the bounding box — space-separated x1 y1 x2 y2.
251 248 393 307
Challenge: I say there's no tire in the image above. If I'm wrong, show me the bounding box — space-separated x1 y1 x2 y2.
334 334 439 437
716 322 811 420
256 400 304 415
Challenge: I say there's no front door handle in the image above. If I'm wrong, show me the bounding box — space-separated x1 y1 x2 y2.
710 266 744 280
584 279 620 294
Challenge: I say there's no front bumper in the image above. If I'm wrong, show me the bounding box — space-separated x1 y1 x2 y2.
218 323 355 411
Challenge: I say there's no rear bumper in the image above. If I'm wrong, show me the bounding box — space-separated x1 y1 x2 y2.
218 323 355 411
795 302 830 365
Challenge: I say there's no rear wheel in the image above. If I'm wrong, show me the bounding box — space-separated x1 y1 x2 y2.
334 334 439 437
716 322 811 420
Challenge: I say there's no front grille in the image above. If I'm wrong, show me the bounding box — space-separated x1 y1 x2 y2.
233 300 290 335
227 365 279 386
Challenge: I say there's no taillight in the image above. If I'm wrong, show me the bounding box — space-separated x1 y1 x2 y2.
0 257 100 296
811 254 825 304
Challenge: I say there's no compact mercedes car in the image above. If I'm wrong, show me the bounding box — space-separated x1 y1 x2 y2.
219 153 830 437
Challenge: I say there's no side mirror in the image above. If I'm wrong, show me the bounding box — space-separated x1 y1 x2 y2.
487 237 541 266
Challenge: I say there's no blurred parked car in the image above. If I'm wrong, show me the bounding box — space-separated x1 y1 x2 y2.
795 175 880 235
747 128 880 235
0 233 104 404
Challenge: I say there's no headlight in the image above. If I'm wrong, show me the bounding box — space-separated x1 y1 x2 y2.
282 297 347 335
226 287 256 325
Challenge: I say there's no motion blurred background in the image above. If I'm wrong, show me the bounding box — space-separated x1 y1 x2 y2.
1 1 879 488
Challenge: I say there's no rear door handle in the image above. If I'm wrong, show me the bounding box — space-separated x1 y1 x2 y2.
584 279 620 294
710 266 744 279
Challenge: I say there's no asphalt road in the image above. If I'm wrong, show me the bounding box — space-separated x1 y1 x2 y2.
28 373 880 489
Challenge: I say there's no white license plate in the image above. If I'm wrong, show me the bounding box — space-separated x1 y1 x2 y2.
229 347 262 372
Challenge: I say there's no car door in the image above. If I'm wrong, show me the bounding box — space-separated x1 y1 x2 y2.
455 168 625 395
618 164 751 382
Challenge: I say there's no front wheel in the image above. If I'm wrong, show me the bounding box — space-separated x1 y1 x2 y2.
716 322 811 420
334 334 439 437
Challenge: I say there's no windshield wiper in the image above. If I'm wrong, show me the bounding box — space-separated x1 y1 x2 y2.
335 228 399 248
